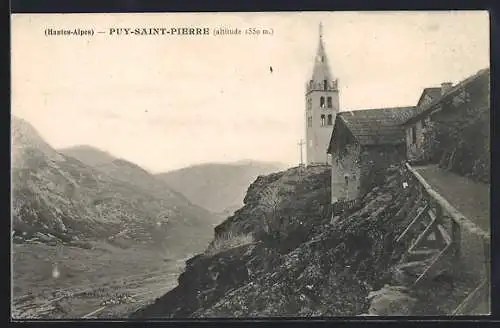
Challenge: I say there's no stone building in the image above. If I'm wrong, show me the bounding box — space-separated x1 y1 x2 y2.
305 24 340 165
402 68 490 165
403 84 451 162
326 107 414 203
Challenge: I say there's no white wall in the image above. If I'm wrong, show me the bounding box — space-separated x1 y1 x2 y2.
306 90 339 164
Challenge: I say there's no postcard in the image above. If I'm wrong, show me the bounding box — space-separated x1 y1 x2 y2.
11 11 490 319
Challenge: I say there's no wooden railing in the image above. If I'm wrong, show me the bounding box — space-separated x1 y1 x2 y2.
397 162 490 314
331 199 357 217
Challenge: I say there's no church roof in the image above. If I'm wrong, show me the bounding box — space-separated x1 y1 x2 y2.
310 24 333 82
327 106 415 153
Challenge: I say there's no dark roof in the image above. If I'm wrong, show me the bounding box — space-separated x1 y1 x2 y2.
417 87 442 107
327 106 415 153
403 67 490 125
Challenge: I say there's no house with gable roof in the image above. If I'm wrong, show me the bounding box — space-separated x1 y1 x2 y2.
326 106 414 203
401 68 490 168
403 84 451 162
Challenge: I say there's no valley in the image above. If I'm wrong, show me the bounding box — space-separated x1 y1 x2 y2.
10 117 221 319
11 116 284 319
12 241 188 319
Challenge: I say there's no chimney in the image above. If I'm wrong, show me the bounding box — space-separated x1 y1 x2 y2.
441 82 453 95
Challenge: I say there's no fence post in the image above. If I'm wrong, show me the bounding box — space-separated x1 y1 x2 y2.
434 199 443 225
451 219 461 263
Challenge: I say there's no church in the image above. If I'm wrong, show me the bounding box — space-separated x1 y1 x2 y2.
304 23 340 166
305 24 414 204
305 23 490 206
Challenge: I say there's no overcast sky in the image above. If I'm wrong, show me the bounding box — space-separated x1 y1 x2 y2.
11 11 489 173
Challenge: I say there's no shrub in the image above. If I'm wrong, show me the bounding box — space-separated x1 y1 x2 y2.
205 231 254 256
259 186 282 237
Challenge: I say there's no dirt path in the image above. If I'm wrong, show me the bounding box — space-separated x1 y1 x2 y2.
413 164 490 233
81 284 176 319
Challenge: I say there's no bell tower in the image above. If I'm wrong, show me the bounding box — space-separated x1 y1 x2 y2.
305 22 339 165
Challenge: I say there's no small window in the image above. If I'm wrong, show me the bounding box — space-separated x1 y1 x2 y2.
307 116 312 127
421 119 427 128
321 56 324 63
323 80 328 91
321 115 326 127
327 114 333 125
411 125 417 144
327 97 332 108
320 96 325 108
345 175 349 186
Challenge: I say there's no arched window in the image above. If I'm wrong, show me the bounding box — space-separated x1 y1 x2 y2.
327 114 333 125
321 115 325 126
307 116 312 127
323 80 328 91
327 97 332 108
320 97 325 108
345 175 349 186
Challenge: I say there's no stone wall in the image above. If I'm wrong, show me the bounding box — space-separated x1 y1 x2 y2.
433 105 490 183
457 225 490 281
330 143 361 203
401 163 490 313
330 143 407 204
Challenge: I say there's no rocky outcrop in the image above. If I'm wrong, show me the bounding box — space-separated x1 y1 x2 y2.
131 164 445 318
132 242 277 318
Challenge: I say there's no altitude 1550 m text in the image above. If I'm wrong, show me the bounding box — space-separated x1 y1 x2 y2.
245 28 273 35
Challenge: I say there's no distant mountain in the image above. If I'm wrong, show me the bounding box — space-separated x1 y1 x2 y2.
155 161 286 214
60 146 185 203
12 117 216 254
58 145 116 167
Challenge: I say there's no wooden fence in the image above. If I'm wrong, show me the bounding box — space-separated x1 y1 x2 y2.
330 199 357 217
397 162 490 314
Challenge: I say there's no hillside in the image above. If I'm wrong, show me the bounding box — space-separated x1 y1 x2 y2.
132 164 482 318
57 145 117 167
59 145 212 224
12 117 216 255
155 161 286 214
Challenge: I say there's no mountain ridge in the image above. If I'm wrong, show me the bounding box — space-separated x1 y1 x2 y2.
12 117 216 255
155 161 287 214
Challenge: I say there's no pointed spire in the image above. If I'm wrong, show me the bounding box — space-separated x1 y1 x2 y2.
310 22 333 82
